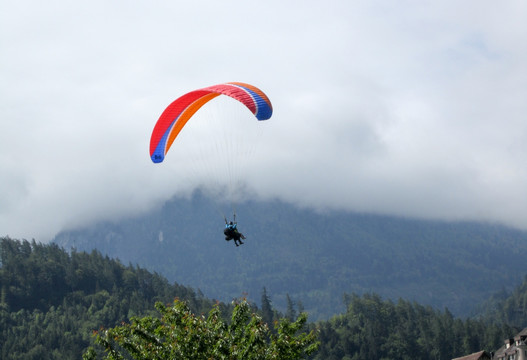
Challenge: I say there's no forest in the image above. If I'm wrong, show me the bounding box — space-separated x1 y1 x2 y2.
1 237 526 359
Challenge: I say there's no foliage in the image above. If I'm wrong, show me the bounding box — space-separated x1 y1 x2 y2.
311 293 518 360
0 237 225 359
83 298 319 360
2 236 527 360
474 275 527 328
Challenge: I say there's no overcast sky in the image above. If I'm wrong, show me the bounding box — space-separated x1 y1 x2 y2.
1 0 526 241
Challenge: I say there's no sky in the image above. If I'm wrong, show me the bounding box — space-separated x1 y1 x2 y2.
1 0 526 241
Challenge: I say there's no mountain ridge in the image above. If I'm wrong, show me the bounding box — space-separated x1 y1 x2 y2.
53 191 527 320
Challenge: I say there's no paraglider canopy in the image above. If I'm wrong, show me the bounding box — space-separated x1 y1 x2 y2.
149 82 273 164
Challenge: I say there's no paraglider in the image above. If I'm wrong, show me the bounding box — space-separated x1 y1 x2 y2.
224 215 246 247
149 82 273 246
150 82 272 164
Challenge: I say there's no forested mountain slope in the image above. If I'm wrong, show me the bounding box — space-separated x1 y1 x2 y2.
54 192 527 320
1 237 525 360
311 293 518 360
0 237 224 359
473 275 527 328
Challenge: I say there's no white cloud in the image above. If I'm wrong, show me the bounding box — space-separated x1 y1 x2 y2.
1 0 526 240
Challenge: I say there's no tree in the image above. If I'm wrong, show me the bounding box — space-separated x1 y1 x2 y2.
83 298 319 360
260 287 274 326
285 294 296 322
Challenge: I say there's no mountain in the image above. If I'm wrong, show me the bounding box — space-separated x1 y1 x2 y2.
0 237 225 359
473 275 527 327
3 237 522 359
53 191 527 320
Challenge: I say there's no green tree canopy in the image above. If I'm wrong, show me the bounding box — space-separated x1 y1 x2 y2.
83 298 319 360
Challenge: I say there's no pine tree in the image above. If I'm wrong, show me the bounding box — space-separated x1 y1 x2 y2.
261 287 274 325
286 294 296 321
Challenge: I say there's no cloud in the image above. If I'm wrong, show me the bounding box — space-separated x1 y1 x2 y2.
1 0 526 240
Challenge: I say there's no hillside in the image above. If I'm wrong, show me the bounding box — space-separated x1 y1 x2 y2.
473 275 527 327
1 237 525 359
53 191 527 320
0 237 227 359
